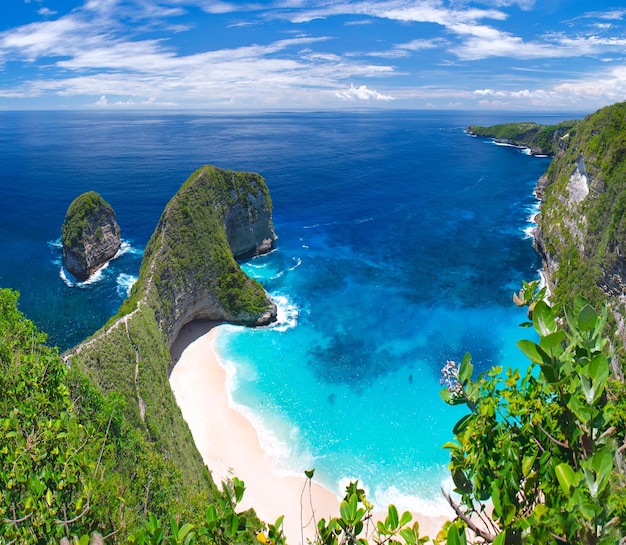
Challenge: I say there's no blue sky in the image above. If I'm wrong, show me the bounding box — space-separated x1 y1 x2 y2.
1 0 626 110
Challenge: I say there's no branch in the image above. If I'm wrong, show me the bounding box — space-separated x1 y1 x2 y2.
442 489 497 543
3 512 33 524
54 501 90 526
538 424 569 450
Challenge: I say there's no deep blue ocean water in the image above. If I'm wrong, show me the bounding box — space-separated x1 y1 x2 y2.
0 109 569 513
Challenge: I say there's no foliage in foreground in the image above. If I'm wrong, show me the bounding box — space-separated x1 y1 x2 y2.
442 281 626 544
0 288 252 544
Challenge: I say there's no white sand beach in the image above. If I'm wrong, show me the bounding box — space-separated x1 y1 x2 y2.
169 322 450 544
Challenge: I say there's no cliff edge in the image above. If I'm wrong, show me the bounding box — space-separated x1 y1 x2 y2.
64 165 277 495
61 191 121 280
532 103 626 304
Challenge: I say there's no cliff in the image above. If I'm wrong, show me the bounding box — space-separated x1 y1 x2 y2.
467 120 576 156
61 191 121 280
531 103 626 306
64 165 277 499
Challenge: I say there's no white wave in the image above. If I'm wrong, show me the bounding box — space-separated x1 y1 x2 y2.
60 264 106 288
491 140 517 148
115 240 143 257
219 356 315 477
117 273 138 297
246 262 270 270
287 257 302 271
355 217 373 224
522 225 536 239
521 147 532 155
535 154 549 158
304 221 340 229
268 293 299 332
521 200 541 239
371 480 456 518
47 237 63 250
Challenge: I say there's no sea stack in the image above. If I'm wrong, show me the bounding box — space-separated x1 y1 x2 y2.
61 191 121 281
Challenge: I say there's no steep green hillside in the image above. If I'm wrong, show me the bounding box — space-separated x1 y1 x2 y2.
535 102 626 309
0 288 218 543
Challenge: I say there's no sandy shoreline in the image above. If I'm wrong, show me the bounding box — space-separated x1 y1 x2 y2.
169 322 450 544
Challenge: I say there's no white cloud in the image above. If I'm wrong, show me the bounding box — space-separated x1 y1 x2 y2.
335 84 394 101
37 7 57 16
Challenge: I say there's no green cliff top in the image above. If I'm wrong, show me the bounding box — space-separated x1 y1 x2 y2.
61 190 115 248
467 119 577 156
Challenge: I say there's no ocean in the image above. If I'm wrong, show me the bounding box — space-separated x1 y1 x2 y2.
0 109 566 514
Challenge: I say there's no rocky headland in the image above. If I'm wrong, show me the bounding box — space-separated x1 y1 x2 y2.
467 120 576 156
64 165 277 495
61 191 121 280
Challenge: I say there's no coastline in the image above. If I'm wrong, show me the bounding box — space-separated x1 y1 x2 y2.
169 321 450 544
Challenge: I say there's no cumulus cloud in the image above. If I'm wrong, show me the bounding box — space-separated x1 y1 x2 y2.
335 84 394 101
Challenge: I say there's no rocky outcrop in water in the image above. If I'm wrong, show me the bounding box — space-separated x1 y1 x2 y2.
61 191 121 281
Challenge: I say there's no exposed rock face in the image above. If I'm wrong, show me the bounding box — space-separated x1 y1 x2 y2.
138 165 277 346
225 189 276 257
531 102 626 309
62 191 121 281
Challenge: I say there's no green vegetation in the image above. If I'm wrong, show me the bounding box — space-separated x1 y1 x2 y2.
0 288 250 543
467 120 577 156
442 281 626 544
536 102 626 308
114 165 275 337
61 191 116 249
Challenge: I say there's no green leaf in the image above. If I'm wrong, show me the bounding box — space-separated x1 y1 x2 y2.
399 527 416 544
573 295 590 317
578 304 597 331
502 504 516 526
399 510 412 527
304 468 315 479
555 463 578 495
533 300 556 335
387 504 399 530
446 524 461 545
451 468 472 495
492 531 506 545
452 414 473 435
340 499 350 523
522 452 537 477
491 483 502 517
458 354 473 385
568 394 593 422
206 504 217 524
517 339 549 364
539 331 565 354
178 523 194 543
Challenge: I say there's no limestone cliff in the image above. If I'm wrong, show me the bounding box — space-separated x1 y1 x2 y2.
138 165 277 346
64 165 277 495
531 102 626 307
61 191 121 280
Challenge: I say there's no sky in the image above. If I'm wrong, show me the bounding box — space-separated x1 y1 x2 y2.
1 0 626 111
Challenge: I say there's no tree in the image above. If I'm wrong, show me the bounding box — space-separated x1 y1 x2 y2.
440 281 626 544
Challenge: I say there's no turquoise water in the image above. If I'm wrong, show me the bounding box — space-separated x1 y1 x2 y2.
0 109 563 513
